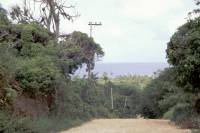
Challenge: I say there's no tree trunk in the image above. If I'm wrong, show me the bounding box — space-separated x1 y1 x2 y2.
55 19 60 40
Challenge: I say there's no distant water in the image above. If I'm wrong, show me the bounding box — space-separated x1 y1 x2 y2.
75 63 169 77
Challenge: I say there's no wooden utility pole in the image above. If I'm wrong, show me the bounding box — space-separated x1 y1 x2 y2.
111 87 114 109
88 22 102 38
87 21 102 78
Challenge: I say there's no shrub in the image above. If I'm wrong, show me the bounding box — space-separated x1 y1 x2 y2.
163 107 175 120
192 130 200 133
172 103 199 128
0 111 33 133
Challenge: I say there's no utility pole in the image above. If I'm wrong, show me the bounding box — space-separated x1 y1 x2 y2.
123 96 128 112
87 21 102 78
88 22 102 37
111 87 114 109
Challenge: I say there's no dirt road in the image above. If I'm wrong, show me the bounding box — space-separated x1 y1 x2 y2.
60 119 191 133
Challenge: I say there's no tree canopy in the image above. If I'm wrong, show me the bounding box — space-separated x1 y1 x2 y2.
10 0 78 39
63 31 104 77
167 17 200 92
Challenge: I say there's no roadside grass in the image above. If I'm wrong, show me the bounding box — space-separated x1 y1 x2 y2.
192 130 200 133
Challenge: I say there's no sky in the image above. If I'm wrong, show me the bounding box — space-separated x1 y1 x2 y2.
0 0 196 63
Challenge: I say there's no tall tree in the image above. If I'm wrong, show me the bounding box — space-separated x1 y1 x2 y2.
34 0 78 39
10 0 78 40
188 0 200 18
166 16 200 112
167 17 200 92
63 31 104 78
10 0 36 24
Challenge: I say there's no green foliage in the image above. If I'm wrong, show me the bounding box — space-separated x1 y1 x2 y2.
140 67 200 129
171 103 200 128
0 111 34 133
172 103 194 123
111 75 152 89
192 130 200 133
140 68 176 118
166 14 200 128
15 57 59 95
2 0 200 132
0 11 107 132
98 75 152 118
163 103 200 128
4 87 18 101
21 24 50 43
60 79 112 119
163 107 175 120
63 31 104 74
167 17 200 91
112 84 142 118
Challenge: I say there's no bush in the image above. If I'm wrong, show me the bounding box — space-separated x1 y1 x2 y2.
172 103 200 128
15 57 59 96
163 107 175 120
0 111 33 133
140 68 196 120
192 130 200 133
0 112 85 133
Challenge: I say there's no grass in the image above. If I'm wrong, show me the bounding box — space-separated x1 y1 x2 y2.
192 130 200 133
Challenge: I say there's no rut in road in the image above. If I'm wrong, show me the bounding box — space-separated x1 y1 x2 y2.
60 119 191 133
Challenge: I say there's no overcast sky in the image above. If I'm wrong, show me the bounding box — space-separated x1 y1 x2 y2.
1 0 196 63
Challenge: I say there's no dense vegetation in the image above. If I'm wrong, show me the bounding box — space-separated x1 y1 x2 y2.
140 2 200 129
0 3 107 132
0 3 151 132
140 68 200 128
1 0 200 132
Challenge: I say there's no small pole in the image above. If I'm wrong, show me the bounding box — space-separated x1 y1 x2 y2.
111 87 114 109
123 96 127 111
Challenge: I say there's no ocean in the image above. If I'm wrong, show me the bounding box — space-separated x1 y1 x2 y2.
75 62 169 77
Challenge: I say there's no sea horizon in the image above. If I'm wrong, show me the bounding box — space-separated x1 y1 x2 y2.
75 62 169 77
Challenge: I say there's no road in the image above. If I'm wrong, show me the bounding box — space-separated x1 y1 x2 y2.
60 119 191 133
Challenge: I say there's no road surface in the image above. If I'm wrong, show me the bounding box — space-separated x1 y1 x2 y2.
60 119 191 133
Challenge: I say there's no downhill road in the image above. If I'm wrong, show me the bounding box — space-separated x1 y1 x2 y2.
60 119 191 133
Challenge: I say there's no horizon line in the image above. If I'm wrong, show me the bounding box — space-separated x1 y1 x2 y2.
96 62 169 64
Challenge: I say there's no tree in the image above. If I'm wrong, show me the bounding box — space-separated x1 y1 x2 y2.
10 0 78 39
34 0 79 39
166 17 200 92
10 0 36 24
166 15 200 114
140 68 181 118
63 31 104 78
188 0 200 18
194 0 200 7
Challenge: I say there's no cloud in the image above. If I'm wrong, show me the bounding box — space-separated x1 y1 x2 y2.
120 0 184 20
1 0 22 9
